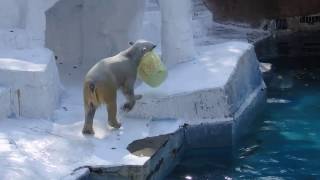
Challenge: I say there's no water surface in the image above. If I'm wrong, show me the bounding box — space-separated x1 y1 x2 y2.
168 61 320 179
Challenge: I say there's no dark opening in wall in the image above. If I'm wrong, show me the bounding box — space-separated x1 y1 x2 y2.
255 31 320 68
275 19 288 30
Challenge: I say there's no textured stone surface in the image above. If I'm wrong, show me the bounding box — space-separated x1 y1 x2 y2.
45 0 146 82
0 48 61 118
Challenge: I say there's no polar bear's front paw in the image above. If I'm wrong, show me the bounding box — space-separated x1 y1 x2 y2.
122 101 135 112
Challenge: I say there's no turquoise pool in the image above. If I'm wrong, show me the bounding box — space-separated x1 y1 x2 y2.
168 63 320 179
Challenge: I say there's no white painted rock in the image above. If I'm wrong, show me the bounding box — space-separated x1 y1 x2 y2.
0 48 61 118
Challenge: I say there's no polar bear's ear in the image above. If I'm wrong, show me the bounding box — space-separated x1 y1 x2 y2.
129 41 134 46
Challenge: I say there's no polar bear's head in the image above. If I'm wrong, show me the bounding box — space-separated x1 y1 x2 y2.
128 39 157 61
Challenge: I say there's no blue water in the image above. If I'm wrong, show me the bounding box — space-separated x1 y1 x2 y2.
168 66 320 179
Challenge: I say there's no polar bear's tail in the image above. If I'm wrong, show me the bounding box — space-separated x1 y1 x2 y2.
84 81 100 107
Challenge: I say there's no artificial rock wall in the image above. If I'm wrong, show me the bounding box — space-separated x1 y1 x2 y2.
46 0 145 73
0 0 61 119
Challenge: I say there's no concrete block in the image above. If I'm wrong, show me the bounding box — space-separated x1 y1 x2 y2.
0 48 61 118
126 41 264 123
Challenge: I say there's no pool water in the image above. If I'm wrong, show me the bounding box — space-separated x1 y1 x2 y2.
167 62 320 179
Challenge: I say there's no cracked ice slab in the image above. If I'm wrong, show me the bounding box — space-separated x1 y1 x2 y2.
0 48 61 118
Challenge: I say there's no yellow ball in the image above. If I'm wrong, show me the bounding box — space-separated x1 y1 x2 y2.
138 51 168 87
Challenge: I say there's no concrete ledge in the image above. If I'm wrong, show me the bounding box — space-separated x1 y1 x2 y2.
126 41 264 124
233 82 266 143
66 129 186 180
0 48 61 118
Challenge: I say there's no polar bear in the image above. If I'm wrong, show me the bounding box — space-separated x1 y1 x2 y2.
82 40 156 135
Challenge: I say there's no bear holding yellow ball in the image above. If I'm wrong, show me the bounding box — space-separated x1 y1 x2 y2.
82 40 167 135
